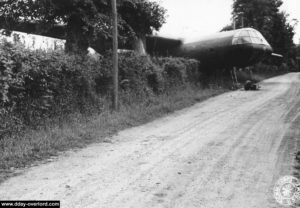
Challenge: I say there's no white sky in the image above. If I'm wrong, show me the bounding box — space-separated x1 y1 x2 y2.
152 0 300 44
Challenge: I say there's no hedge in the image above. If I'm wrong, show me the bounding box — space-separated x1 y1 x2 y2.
0 40 200 137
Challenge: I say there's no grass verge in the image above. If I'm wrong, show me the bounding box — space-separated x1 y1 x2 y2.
0 85 227 182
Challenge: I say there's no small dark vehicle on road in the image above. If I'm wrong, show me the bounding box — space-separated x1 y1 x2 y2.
244 80 260 91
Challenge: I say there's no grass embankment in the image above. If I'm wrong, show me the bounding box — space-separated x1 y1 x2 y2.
0 85 226 182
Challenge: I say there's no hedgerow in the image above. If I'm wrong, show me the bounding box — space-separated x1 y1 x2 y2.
0 40 200 138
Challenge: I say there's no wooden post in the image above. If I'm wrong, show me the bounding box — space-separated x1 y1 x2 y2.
112 0 118 110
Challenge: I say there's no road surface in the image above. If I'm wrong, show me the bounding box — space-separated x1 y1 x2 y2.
1 73 300 208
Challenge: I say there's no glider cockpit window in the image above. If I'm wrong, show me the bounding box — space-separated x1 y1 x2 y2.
232 29 270 46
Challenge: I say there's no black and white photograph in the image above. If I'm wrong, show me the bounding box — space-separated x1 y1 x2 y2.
0 0 300 207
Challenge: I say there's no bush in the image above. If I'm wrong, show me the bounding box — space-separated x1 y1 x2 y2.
152 57 200 89
0 41 200 137
234 62 289 84
0 40 101 134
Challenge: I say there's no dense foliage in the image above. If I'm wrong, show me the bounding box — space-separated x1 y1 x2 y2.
0 40 199 138
0 0 166 53
230 0 297 59
296 44 300 56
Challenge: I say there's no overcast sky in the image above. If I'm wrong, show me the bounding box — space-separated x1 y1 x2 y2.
152 0 300 44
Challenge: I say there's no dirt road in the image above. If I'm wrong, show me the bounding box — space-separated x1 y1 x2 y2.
1 73 300 208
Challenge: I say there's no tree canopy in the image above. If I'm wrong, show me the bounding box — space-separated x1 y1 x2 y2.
0 0 166 53
223 0 297 58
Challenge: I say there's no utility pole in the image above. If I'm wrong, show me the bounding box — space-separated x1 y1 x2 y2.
112 0 118 110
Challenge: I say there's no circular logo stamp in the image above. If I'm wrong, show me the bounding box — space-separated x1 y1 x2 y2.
274 176 300 206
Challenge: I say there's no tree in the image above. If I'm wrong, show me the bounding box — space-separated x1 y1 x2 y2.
0 0 112 53
296 44 300 56
231 0 297 58
0 0 166 54
119 0 166 54
296 44 300 71
271 12 297 56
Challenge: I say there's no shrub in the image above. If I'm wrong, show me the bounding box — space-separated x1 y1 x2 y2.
152 57 200 89
0 41 200 137
0 40 100 134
